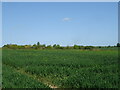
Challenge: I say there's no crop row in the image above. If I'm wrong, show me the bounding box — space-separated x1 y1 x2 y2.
2 49 119 88
2 64 50 88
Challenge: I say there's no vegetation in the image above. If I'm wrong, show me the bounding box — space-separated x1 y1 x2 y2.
2 48 119 88
117 43 120 47
2 42 119 50
3 64 50 88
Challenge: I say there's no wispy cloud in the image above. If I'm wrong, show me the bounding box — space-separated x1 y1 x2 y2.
62 17 72 21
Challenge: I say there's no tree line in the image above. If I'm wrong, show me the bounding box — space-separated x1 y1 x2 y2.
2 42 120 50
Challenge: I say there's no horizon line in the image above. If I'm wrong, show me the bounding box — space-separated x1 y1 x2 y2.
1 43 118 47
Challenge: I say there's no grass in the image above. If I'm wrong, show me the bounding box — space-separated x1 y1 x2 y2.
2 48 119 88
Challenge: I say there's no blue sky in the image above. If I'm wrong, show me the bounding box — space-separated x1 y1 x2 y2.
0 2 2 47
2 2 118 46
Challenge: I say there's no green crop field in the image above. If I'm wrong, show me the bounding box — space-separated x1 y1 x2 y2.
2 49 119 88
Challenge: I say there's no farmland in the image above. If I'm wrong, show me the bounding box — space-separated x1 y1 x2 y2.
2 48 119 88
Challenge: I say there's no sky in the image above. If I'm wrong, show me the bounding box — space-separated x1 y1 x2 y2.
0 2 2 47
2 2 118 46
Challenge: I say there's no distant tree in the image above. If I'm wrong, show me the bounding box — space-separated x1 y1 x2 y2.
2 43 97 50
24 45 31 49
66 46 70 49
37 42 40 46
56 44 60 49
33 44 37 47
32 44 37 49
46 45 52 49
3 44 9 48
53 44 57 48
53 44 61 49
73 45 79 49
107 45 111 48
41 44 46 49
36 42 41 49
3 44 18 49
117 43 120 47
84 46 94 50
42 44 46 47
79 46 84 49
19 45 25 49
59 46 64 49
